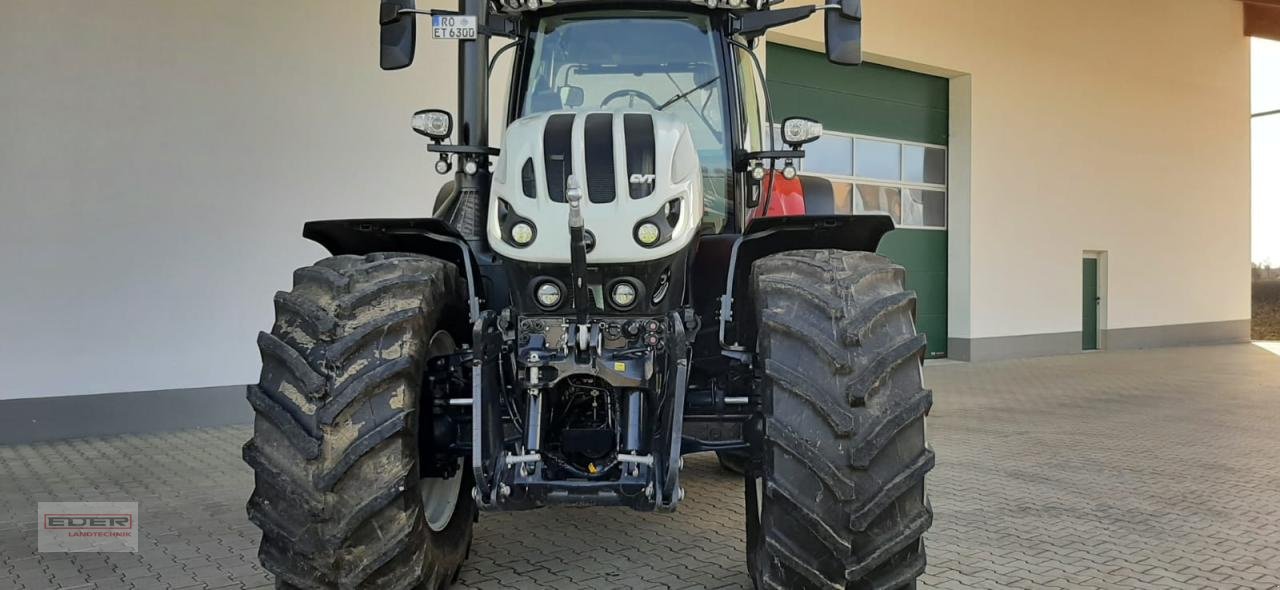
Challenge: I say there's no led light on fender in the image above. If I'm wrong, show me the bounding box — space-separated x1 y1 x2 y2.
463 159 479 175
611 282 637 308
535 282 562 308
636 223 660 246
751 165 765 181
782 165 798 180
511 222 535 245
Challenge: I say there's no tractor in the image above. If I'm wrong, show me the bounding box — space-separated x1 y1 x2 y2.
243 0 934 588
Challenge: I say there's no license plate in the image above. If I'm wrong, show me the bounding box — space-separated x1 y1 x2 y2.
431 15 477 40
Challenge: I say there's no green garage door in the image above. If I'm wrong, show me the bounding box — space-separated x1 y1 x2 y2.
767 44 949 358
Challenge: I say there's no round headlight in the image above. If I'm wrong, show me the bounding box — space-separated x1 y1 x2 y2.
611 282 637 309
535 282 562 308
636 223 661 246
510 222 535 246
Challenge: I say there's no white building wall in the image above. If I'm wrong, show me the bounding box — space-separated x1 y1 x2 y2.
0 0 465 399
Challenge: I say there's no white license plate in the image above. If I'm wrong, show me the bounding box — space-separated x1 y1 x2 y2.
431 15 477 40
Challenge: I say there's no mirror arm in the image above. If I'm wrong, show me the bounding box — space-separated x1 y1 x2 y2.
817 3 862 20
382 8 426 25
743 149 804 162
733 6 815 39
428 145 501 156
482 14 519 38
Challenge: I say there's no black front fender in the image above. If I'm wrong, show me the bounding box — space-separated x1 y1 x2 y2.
717 214 896 354
303 218 484 320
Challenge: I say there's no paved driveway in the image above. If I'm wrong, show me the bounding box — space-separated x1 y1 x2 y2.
2 344 1279 589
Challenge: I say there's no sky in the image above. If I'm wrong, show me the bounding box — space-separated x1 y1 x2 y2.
1254 37 1280 266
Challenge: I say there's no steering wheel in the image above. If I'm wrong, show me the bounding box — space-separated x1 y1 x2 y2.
600 89 661 109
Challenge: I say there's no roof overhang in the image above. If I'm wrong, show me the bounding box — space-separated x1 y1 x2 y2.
1243 0 1280 41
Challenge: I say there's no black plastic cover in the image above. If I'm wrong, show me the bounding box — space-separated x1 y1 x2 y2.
584 113 617 203
623 114 656 199
543 114 575 202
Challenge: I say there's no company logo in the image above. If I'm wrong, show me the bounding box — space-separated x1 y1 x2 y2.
44 515 132 529
628 173 656 185
39 502 138 552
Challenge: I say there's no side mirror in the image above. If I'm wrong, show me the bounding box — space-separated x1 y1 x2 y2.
380 0 416 71
824 0 862 66
559 86 585 108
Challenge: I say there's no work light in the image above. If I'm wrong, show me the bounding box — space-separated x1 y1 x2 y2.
636 223 661 246
412 109 453 142
611 282 637 309
510 222 535 246
781 117 823 147
535 282 562 308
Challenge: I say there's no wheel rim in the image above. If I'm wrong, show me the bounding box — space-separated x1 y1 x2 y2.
421 331 464 533
421 459 464 532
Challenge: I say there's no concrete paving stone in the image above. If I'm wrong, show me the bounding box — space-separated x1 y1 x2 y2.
2 344 1280 589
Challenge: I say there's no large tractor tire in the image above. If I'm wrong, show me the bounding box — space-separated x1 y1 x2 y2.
745 250 934 590
243 253 474 590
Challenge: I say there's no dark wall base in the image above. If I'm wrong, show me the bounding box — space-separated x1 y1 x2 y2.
948 319 1251 363
1104 319 1251 351
0 385 251 446
948 331 1081 362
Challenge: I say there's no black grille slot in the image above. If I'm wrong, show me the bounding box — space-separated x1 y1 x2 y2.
521 158 536 199
583 113 616 203
624 114 656 199
543 114 575 202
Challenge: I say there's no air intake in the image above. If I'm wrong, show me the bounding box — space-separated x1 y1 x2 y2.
543 113 575 203
583 113 616 203
624 114 656 199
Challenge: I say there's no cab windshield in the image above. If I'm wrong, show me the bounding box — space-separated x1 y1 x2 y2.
521 12 731 232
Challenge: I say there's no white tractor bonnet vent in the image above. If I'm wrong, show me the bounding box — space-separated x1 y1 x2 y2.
487 110 704 264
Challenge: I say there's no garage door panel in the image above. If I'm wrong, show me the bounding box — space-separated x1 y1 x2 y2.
768 44 949 113
915 314 948 358
770 82 948 146
879 229 947 271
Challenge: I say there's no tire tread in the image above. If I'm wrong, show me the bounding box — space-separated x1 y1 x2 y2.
751 249 934 590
